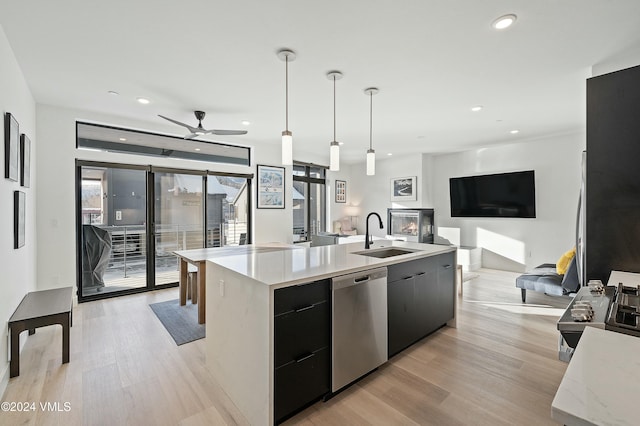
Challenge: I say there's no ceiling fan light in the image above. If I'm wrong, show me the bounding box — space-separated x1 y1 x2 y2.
330 141 340 171
282 130 293 165
366 149 376 176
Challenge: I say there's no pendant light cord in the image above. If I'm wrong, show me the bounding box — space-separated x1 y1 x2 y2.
333 75 336 142
369 91 373 150
285 55 289 131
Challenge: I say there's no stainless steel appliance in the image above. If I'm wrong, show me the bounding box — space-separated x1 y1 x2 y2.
331 267 387 393
605 283 640 337
557 273 640 361
557 286 615 360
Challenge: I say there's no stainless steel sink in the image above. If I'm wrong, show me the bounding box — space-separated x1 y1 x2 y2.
353 247 418 258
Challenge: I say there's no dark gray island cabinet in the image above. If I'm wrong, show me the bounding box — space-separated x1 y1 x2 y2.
205 241 456 426
388 251 455 357
273 252 456 423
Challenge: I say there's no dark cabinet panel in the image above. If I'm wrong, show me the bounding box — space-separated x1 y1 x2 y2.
388 275 416 356
274 346 329 423
274 280 329 315
387 252 455 357
437 253 456 325
586 65 640 281
274 279 330 424
274 301 329 368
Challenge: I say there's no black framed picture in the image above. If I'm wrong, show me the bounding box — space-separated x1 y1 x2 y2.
20 133 31 187
257 164 285 209
335 180 346 203
4 112 19 181
14 190 25 249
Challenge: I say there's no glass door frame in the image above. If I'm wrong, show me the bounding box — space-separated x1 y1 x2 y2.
76 160 254 302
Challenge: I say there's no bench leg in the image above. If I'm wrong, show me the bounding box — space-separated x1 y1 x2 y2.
61 315 70 364
521 288 527 303
179 259 188 306
9 325 25 378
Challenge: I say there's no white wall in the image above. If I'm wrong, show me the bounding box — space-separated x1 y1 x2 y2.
347 153 433 237
35 104 292 291
432 132 585 271
0 25 37 397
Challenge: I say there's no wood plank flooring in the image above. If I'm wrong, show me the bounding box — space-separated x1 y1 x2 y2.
1 268 570 425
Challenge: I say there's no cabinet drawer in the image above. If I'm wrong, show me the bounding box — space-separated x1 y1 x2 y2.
274 279 329 316
388 256 437 282
274 346 329 423
274 300 329 368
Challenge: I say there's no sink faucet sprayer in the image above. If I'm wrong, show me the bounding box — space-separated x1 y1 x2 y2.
365 212 384 249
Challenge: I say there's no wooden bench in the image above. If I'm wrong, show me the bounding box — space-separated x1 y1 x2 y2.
8 287 73 378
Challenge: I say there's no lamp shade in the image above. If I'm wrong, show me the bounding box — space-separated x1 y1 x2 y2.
366 148 375 176
330 141 340 171
282 131 292 165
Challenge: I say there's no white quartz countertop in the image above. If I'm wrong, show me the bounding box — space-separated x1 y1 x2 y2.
207 240 455 287
551 327 640 426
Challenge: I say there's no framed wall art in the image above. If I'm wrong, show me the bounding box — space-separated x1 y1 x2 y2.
5 112 19 181
14 190 25 249
390 176 417 201
335 180 346 203
20 133 31 187
257 164 285 209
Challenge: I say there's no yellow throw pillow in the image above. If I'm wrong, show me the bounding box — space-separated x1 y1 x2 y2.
556 247 576 275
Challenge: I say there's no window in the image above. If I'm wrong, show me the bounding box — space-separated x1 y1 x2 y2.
292 163 327 242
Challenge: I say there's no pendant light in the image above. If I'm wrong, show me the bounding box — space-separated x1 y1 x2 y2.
277 49 296 166
327 71 343 171
364 87 379 176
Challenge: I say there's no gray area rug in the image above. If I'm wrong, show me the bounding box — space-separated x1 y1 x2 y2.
149 299 205 345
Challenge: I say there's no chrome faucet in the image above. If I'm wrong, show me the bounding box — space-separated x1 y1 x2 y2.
364 212 384 249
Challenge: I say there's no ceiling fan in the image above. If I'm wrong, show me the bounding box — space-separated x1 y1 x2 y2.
158 110 248 139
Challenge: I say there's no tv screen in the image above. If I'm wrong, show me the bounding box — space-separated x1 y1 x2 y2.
449 170 536 218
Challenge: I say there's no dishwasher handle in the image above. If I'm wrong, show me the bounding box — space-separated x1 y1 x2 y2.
332 267 387 290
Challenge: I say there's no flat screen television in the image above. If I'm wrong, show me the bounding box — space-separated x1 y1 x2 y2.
449 170 536 218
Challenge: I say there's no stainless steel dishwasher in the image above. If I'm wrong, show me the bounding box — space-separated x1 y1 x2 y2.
331 267 388 392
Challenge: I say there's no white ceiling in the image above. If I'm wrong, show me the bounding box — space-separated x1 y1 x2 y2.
2 1 640 165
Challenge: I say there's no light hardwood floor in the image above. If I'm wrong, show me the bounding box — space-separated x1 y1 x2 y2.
1 268 570 425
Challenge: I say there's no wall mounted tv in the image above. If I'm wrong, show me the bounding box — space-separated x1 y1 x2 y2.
449 170 536 218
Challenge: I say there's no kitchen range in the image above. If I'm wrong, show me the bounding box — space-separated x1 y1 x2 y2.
557 271 640 360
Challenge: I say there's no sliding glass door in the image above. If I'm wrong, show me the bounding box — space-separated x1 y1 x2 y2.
77 162 253 302
153 171 204 285
79 165 148 298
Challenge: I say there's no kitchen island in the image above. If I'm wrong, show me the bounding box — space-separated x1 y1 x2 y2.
205 240 456 425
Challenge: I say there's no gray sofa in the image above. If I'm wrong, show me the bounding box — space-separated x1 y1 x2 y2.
516 256 580 303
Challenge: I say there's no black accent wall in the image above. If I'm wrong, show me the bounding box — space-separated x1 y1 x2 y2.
586 64 640 282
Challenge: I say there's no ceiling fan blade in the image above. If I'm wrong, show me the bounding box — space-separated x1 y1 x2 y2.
158 115 199 133
209 129 248 136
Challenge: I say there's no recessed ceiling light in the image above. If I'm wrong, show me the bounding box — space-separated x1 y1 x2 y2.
119 137 127 141
241 120 251 126
492 14 517 30
387 153 393 156
471 105 483 112
108 91 119 96
136 97 150 105
510 129 520 134
195 148 201 151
